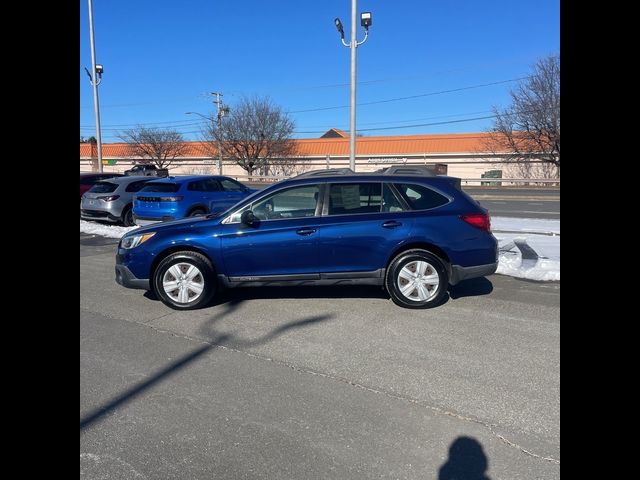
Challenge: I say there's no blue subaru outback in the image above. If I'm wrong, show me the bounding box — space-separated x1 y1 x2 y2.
116 167 498 310
132 175 255 226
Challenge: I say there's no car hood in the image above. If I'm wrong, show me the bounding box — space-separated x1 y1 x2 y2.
126 215 219 236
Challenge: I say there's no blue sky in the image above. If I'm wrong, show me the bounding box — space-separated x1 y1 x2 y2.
80 0 559 142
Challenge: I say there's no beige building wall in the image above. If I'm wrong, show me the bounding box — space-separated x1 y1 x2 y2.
80 154 557 185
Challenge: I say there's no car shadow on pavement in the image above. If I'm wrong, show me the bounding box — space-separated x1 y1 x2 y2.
448 277 494 300
438 436 492 480
80 299 334 432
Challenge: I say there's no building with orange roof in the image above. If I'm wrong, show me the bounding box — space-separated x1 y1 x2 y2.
80 130 558 183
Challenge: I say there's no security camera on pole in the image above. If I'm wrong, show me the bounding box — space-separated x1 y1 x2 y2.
334 1 372 172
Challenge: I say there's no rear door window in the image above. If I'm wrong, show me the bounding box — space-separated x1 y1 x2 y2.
393 183 450 210
382 183 406 212
328 183 382 215
202 179 221 191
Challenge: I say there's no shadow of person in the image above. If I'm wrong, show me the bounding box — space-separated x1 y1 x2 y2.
438 436 491 480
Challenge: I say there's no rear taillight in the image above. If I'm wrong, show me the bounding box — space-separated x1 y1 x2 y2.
158 196 183 202
98 195 120 202
461 213 491 232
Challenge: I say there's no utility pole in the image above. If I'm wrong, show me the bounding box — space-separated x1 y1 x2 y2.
211 92 229 175
87 0 104 172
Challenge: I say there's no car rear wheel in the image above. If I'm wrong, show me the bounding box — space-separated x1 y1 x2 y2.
153 252 216 310
121 205 134 227
189 208 206 217
386 249 448 309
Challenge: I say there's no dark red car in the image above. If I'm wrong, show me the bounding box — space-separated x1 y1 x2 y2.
80 172 124 199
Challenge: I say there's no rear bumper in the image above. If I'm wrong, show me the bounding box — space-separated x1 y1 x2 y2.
80 209 120 222
133 214 175 226
449 262 498 285
115 263 150 290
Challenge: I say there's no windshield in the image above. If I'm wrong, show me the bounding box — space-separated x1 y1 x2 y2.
205 184 272 219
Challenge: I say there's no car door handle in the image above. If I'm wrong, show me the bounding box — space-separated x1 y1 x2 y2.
382 221 402 228
296 228 317 236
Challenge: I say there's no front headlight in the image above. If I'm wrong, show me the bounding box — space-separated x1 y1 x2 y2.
121 232 156 249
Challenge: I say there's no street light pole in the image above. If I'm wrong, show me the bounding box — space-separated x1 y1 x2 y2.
87 0 104 172
349 0 357 172
335 2 371 171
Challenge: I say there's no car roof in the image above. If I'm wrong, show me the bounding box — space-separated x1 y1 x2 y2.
144 175 230 184
95 176 157 185
278 173 458 187
80 172 123 178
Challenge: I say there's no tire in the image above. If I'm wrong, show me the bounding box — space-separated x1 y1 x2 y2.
188 208 206 217
121 205 134 227
153 251 217 310
385 249 448 309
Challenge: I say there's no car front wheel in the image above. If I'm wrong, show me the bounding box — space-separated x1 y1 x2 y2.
153 251 216 310
386 249 448 309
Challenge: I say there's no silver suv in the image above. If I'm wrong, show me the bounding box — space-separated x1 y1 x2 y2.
81 176 156 226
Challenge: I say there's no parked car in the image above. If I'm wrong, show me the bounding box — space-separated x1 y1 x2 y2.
80 172 124 199
81 176 157 226
132 175 255 226
124 164 169 177
116 167 498 310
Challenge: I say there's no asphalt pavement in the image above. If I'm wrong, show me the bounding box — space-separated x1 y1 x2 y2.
80 236 560 479
463 187 559 219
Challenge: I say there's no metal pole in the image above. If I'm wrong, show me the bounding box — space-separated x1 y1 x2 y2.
87 0 103 172
349 0 357 171
213 92 224 175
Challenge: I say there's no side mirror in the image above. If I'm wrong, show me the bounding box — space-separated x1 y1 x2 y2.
240 210 258 226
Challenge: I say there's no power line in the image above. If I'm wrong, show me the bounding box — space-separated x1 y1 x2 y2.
287 77 529 113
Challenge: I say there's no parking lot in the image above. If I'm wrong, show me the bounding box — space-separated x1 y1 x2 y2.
80 233 559 479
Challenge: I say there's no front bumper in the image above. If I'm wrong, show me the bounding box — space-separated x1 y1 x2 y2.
449 262 498 285
115 263 150 290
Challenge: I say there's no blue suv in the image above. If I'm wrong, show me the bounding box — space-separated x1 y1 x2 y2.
116 167 498 310
132 175 255 226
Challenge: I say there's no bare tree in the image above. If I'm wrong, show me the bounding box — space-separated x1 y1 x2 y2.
203 96 298 177
485 54 560 177
118 126 188 169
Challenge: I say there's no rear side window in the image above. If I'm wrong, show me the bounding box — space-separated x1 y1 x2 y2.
188 179 220 192
139 182 180 193
393 183 449 210
220 178 246 192
88 181 118 193
125 180 152 192
328 183 382 215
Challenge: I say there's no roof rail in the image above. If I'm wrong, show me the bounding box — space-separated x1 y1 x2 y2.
377 165 437 176
294 168 355 178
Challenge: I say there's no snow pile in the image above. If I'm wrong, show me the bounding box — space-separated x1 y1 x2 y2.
492 217 559 281
80 220 137 239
